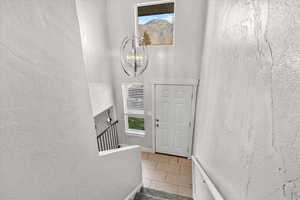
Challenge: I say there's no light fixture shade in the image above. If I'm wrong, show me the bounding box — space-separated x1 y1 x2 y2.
120 36 148 77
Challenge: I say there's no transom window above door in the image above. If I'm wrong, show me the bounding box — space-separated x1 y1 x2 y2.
136 1 175 46
122 83 145 135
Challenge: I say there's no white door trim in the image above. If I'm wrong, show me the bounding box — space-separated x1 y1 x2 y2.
151 79 199 157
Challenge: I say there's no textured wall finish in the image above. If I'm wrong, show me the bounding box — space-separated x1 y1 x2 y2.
76 0 113 84
76 0 116 134
88 83 114 116
194 0 300 200
0 1 141 199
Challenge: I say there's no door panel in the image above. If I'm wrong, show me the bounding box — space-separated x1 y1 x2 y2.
156 125 169 152
155 86 172 154
155 84 193 157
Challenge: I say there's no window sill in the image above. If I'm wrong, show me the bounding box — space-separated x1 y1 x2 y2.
126 129 145 137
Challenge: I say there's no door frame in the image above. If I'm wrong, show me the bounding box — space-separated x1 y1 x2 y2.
151 79 199 157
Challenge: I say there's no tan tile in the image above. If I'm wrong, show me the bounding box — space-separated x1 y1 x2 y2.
157 163 181 174
155 154 180 165
157 156 170 163
178 186 193 197
143 169 167 182
142 160 158 170
147 153 160 161
178 158 192 167
141 152 149 160
143 178 152 187
155 153 169 158
168 156 179 165
141 153 193 194
166 174 192 187
150 181 179 194
180 165 192 176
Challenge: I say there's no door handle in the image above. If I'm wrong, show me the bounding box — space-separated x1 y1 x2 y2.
156 123 159 127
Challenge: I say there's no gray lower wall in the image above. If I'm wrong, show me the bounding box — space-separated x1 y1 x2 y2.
193 0 300 199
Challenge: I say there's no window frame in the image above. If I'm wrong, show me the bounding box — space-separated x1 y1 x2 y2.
122 83 146 136
134 0 176 46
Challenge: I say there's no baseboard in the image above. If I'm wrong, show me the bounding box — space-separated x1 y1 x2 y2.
141 147 153 153
193 189 200 200
123 182 143 200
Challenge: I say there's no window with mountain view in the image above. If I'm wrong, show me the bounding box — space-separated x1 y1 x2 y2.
137 1 174 46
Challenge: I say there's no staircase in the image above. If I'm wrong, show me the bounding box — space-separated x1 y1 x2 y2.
96 120 120 152
134 188 193 200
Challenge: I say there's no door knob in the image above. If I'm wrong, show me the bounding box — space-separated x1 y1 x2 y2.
156 123 159 127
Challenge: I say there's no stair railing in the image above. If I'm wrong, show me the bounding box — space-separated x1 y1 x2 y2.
96 120 119 152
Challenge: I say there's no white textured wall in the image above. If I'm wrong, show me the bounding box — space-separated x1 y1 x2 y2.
106 0 208 147
88 83 114 117
76 0 115 117
76 0 112 84
194 0 300 199
0 1 141 199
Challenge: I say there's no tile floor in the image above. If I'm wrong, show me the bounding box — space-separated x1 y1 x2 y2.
141 152 193 197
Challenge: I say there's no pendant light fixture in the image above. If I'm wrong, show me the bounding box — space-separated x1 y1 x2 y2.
120 36 149 77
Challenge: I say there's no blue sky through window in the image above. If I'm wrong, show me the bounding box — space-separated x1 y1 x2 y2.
138 13 174 25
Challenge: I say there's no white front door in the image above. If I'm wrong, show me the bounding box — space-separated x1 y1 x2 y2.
155 84 193 157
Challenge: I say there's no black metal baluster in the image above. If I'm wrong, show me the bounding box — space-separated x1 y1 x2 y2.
106 127 109 150
111 125 115 149
100 136 104 151
107 129 111 150
114 124 119 148
110 127 114 149
96 121 119 152
103 133 107 150
113 124 118 148
99 136 102 151
97 137 100 152
106 132 109 150
108 127 113 149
